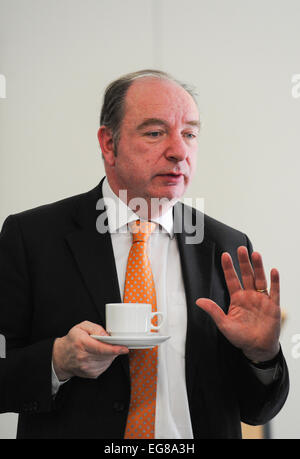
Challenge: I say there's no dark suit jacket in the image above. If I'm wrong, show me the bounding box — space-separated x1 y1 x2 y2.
0 179 289 439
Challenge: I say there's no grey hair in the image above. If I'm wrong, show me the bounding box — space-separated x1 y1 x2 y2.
99 69 199 154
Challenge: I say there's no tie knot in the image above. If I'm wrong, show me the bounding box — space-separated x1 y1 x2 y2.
131 220 156 243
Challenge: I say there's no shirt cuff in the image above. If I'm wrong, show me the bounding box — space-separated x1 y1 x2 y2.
244 347 282 385
249 362 281 385
51 360 71 396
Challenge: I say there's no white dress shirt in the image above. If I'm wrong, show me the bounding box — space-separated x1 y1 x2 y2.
102 178 194 439
52 177 278 438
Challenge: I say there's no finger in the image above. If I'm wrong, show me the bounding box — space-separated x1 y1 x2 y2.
76 322 129 356
86 338 129 356
77 320 109 336
269 268 280 305
221 252 243 297
237 246 255 290
196 298 226 330
251 252 268 291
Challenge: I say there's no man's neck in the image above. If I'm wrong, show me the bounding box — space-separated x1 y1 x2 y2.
105 177 177 220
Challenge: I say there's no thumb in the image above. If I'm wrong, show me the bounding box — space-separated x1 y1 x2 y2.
77 320 109 336
196 298 226 330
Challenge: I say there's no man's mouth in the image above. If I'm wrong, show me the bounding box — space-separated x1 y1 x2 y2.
157 171 184 176
156 172 184 183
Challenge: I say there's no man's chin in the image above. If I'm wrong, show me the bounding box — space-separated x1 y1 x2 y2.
146 187 179 199
157 183 186 199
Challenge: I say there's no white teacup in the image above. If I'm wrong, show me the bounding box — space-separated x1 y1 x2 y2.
105 303 164 336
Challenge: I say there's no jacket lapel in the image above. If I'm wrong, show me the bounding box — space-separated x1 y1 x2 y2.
64 179 121 325
65 229 121 325
174 203 216 405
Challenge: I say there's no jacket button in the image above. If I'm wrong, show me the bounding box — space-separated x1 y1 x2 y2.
113 401 125 412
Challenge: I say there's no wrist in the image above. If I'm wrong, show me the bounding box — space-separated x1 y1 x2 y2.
242 343 281 365
52 337 73 381
243 345 281 368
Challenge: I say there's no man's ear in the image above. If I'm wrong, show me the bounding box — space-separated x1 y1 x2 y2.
97 126 116 166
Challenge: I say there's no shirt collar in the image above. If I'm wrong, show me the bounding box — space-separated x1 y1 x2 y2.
102 177 174 238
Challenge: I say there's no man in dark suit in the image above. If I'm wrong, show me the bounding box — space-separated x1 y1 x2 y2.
0 70 289 439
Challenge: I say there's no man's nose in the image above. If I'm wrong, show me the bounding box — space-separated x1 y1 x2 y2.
164 134 187 162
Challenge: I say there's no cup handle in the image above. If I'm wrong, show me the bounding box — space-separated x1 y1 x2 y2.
150 312 164 331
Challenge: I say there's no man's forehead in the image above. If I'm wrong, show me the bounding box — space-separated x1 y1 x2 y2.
124 77 199 119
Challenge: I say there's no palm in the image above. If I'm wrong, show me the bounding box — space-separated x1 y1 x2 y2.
196 246 281 362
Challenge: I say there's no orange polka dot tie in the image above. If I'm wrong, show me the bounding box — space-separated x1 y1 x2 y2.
123 220 158 439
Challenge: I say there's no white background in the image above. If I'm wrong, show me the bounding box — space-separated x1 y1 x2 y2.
0 0 299 438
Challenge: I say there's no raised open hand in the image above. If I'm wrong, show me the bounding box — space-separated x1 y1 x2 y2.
196 246 281 363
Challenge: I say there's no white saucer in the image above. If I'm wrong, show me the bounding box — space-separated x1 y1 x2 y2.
90 334 170 349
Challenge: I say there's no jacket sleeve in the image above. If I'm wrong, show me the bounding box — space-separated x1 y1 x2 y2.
0 215 56 414
232 343 289 425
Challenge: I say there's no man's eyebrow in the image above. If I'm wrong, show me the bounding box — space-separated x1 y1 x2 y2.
136 118 201 130
136 118 169 130
187 120 201 129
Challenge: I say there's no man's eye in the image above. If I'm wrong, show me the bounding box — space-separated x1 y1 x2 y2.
184 133 197 139
145 131 163 138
